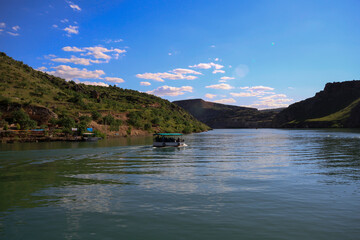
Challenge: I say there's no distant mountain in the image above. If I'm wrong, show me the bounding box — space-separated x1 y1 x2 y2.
273 80 360 128
0 52 210 135
173 99 283 128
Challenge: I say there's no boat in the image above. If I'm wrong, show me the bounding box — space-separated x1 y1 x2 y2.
153 133 186 147
82 133 101 142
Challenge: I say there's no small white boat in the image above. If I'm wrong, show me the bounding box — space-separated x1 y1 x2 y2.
153 133 186 147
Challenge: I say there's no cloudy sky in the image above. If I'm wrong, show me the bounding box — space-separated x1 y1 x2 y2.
1 0 359 109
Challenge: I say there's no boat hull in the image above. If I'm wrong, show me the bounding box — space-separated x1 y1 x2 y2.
153 141 186 147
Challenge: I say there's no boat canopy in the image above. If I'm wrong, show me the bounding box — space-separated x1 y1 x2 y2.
153 133 183 136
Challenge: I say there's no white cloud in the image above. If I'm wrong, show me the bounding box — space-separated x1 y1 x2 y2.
61 19 69 23
52 24 58 28
235 64 249 78
249 86 274 91
172 68 202 75
0 29 3 33
205 94 217 99
248 94 293 109
189 62 224 70
147 85 193 96
205 83 234 90
0 22 6 28
7 32 19 36
210 45 216 48
82 46 126 60
136 68 201 82
213 69 225 74
140 82 151 86
75 81 109 87
61 46 126 60
214 58 219 61
219 76 235 82
37 66 47 72
51 55 107 65
104 39 123 43
62 46 84 52
230 86 275 98
66 1 81 11
214 98 236 104
47 65 105 80
63 25 79 36
12 25 20 31
103 77 124 83
230 92 257 97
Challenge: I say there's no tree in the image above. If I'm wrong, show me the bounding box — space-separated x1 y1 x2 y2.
11 109 37 130
91 111 101 121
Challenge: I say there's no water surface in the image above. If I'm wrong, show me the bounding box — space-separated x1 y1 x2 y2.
1 129 360 239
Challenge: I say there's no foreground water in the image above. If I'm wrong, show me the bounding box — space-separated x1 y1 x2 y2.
0 129 360 239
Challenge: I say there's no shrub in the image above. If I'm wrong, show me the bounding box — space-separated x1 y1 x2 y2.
103 114 115 125
11 109 37 130
91 111 101 121
57 115 75 129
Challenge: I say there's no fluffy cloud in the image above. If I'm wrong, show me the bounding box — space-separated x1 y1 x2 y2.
172 68 202 75
230 92 257 97
103 77 124 83
147 86 193 96
230 86 275 98
66 1 81 11
136 68 201 82
37 66 47 72
47 65 105 80
12 25 20 31
7 32 19 36
248 94 293 109
51 55 106 65
205 83 234 90
213 69 225 74
219 76 235 82
140 82 151 86
63 25 79 36
0 22 5 28
249 86 274 91
205 94 217 99
82 46 126 60
214 98 236 104
61 46 126 60
75 81 109 87
189 62 224 70
62 46 84 52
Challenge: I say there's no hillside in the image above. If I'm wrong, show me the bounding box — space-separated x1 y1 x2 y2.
273 80 360 128
0 52 210 136
173 99 282 128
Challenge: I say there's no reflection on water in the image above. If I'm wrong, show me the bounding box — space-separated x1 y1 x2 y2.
1 129 360 239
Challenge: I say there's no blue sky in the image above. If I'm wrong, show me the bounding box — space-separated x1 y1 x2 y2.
1 0 360 109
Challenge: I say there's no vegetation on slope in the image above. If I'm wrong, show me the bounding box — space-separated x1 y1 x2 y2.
0 52 210 136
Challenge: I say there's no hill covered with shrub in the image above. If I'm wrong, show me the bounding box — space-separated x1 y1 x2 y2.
0 52 210 136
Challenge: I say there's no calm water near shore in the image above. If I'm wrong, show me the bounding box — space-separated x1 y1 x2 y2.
1 129 360 239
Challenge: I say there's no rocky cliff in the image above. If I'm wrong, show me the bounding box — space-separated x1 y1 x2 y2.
273 80 360 128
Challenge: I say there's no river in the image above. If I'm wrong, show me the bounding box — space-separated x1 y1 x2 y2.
1 129 359 239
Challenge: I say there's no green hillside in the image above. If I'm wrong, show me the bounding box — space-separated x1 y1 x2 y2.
0 52 210 136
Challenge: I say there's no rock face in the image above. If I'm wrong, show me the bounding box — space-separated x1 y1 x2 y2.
273 80 360 127
0 103 57 125
173 99 281 128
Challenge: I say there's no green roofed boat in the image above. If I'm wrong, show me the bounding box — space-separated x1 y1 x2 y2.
153 133 186 147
